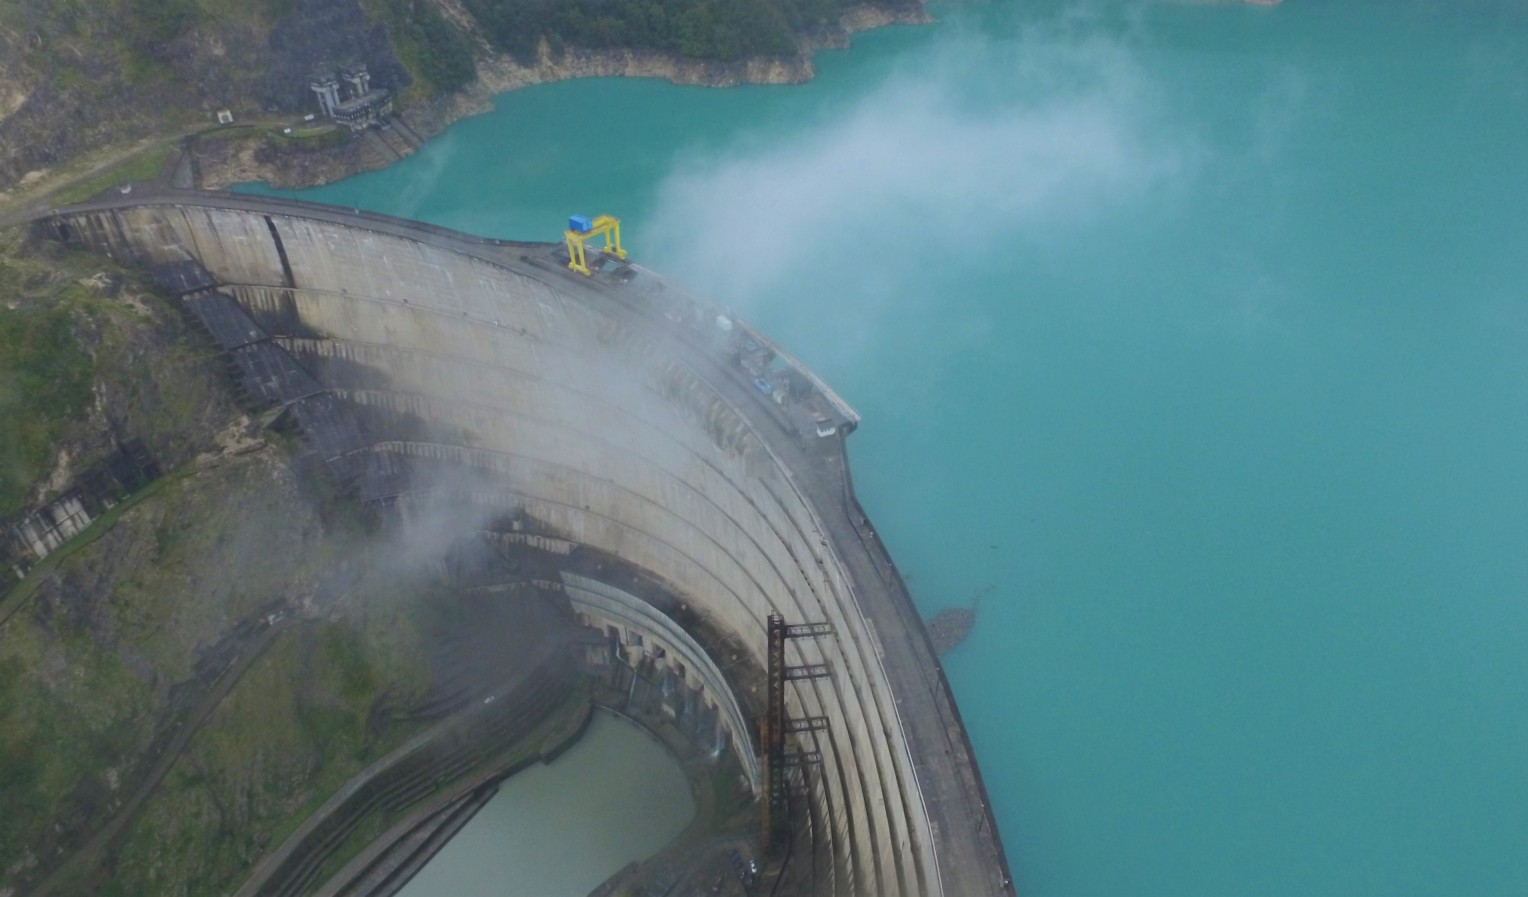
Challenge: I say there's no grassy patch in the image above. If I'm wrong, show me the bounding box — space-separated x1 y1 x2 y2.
106 609 437 896
50 143 177 205
275 125 349 152
2 448 438 894
195 125 267 143
0 228 230 518
362 0 477 99
0 294 93 517
462 0 819 63
282 123 339 140
0 610 158 875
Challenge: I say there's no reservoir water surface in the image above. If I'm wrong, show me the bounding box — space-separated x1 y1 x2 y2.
245 2 1528 894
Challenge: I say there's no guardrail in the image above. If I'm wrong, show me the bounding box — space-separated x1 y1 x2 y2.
625 262 861 430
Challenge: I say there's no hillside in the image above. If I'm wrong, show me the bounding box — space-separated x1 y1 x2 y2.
0 0 415 192
0 229 444 895
0 0 927 890
0 0 922 198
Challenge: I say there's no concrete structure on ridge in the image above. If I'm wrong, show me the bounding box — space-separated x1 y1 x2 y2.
309 64 392 130
25 191 1016 897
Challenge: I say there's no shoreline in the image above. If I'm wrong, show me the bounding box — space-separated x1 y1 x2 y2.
193 3 930 191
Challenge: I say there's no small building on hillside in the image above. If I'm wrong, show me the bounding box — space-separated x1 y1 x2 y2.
309 63 392 130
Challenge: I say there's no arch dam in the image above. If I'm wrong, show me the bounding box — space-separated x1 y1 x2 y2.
23 192 1015 897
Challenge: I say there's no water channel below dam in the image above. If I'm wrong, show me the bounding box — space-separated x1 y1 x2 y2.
394 711 695 897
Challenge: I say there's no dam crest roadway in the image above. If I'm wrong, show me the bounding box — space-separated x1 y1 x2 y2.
18 189 1015 897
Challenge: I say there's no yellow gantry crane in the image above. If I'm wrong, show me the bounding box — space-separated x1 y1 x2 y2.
564 214 626 276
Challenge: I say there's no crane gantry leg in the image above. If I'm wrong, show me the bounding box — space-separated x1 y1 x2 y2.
565 214 626 276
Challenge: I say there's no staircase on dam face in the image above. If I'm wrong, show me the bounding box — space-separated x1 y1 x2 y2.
763 615 836 866
357 117 423 163
385 115 426 151
359 127 404 164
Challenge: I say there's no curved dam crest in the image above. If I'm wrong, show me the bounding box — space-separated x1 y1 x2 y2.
32 191 1014 897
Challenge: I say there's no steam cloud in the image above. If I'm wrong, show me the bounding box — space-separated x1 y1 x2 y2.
644 15 1201 318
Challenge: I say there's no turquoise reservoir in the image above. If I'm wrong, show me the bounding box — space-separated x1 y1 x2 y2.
244 2 1528 893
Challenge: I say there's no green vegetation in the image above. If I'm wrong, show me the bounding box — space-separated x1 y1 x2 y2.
0 0 294 42
194 125 267 143
366 0 478 96
0 667 143 847
126 0 198 47
105 616 431 897
0 472 178 618
282 123 340 140
0 247 95 516
0 0 303 200
0 0 913 208
0 230 240 518
410 7 478 93
276 124 350 152
0 618 158 873
49 142 176 204
463 0 872 62
0 444 441 895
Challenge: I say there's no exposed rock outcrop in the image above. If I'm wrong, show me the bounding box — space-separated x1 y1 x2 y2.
0 0 407 194
392 2 931 134
192 2 931 190
0 0 928 196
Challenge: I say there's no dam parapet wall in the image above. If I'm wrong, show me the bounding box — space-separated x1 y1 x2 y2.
623 261 861 433
28 192 1014 897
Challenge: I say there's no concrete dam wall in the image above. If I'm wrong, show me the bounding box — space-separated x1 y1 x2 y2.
40 194 1014 897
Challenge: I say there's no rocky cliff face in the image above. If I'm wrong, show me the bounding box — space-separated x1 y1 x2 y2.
193 1 928 190
189 127 389 192
263 0 412 112
0 0 408 192
393 3 930 136
0 229 244 520
0 0 927 195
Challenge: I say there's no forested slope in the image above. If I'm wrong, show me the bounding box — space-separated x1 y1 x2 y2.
464 0 875 62
0 0 917 194
0 229 441 896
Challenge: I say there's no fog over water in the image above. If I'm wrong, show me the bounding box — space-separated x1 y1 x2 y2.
245 2 1528 893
